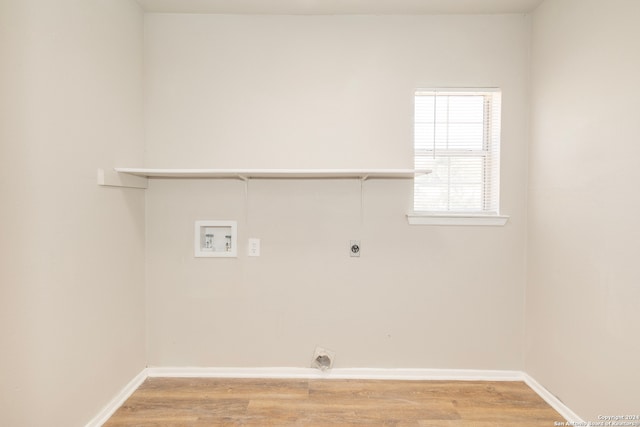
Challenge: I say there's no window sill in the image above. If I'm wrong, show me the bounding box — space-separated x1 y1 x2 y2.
406 213 510 226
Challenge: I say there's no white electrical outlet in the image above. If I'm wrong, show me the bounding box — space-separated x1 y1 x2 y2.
248 238 261 256
350 240 361 257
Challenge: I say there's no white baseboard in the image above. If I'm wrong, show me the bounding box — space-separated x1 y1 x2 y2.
146 366 523 381
87 367 582 426
523 373 585 424
84 368 147 427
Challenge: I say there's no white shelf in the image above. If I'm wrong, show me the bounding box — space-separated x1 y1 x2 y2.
115 168 429 180
98 168 430 189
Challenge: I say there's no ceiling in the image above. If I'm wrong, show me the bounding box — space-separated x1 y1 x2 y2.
135 0 545 15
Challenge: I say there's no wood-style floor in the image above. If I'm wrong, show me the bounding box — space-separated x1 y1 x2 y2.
104 378 564 426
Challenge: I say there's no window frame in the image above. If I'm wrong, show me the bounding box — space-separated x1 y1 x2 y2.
408 88 509 226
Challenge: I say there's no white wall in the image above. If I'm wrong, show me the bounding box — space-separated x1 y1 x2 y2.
144 14 531 369
0 1 146 425
528 0 640 420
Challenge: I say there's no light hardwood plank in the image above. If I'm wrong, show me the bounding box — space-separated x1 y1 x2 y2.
104 378 564 426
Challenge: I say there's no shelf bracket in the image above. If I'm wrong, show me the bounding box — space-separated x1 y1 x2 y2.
97 168 148 189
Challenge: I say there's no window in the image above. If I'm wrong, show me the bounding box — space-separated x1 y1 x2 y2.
411 89 507 225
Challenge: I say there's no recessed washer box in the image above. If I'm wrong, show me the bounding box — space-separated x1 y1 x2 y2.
195 220 237 258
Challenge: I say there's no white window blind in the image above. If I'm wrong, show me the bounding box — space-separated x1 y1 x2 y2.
414 89 502 214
